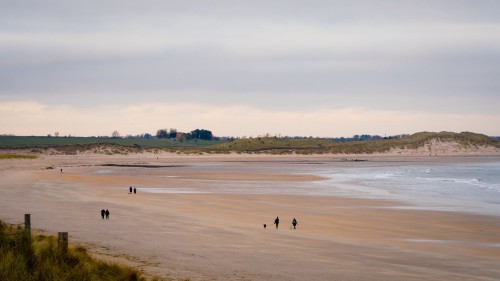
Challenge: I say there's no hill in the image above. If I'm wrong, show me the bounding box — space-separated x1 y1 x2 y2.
208 131 500 155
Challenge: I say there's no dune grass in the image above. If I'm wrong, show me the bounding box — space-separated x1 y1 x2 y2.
208 131 500 154
0 220 157 281
0 154 38 160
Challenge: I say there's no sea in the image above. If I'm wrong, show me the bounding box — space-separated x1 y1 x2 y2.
310 159 500 216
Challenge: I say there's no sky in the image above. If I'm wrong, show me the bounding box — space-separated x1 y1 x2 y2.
1 0 500 137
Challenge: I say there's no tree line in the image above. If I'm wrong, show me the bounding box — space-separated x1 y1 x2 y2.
125 131 404 142
121 128 214 141
155 128 213 140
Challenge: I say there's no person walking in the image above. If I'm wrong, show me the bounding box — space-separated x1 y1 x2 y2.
105 209 110 219
129 186 132 194
133 187 136 194
274 217 280 229
292 218 298 229
100 209 105 220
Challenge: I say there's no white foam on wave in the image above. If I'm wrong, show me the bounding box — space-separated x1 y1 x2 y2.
313 161 500 216
417 176 499 193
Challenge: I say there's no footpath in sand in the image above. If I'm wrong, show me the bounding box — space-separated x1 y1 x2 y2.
1 154 500 280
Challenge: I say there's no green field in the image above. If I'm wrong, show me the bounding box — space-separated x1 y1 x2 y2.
0 136 223 148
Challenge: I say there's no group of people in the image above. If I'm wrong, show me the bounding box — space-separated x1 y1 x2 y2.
100 209 110 219
264 217 298 229
103 185 299 230
100 186 138 220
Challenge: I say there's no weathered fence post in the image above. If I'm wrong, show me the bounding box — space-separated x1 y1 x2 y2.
24 214 31 242
58 232 68 254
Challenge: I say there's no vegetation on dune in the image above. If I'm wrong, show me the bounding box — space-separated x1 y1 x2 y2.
0 220 158 281
0 154 38 160
0 132 498 155
208 131 500 154
0 137 222 155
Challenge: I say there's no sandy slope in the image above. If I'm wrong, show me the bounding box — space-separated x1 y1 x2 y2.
1 153 500 280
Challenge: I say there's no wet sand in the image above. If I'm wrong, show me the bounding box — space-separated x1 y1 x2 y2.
1 154 500 280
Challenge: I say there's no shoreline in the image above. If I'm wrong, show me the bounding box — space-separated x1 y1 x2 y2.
1 154 499 280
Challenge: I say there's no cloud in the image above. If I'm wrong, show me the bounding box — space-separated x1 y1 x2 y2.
2 20 499 114
2 21 500 64
1 1 499 136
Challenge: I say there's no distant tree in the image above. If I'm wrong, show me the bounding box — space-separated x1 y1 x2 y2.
189 129 199 140
189 129 213 140
156 129 168 139
54 132 59 137
112 130 120 138
143 133 152 139
169 128 177 139
201 130 213 140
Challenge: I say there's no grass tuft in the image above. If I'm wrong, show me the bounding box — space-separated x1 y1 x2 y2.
0 220 156 281
0 154 38 160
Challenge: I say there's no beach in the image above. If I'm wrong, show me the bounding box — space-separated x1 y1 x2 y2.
1 153 500 280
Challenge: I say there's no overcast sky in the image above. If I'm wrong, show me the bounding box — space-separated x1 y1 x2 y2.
1 0 499 137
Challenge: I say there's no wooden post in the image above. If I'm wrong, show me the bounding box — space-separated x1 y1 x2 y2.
58 232 68 254
24 214 31 242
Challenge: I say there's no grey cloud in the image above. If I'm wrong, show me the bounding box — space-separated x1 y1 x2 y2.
3 1 500 24
2 46 498 113
1 0 500 115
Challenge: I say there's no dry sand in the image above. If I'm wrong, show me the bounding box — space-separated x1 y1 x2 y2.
1 153 500 280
